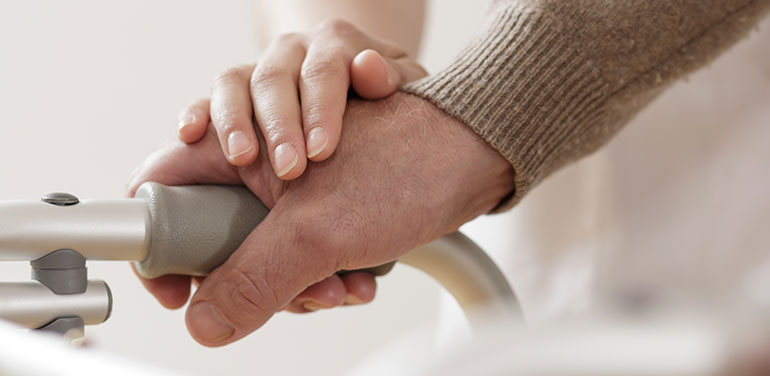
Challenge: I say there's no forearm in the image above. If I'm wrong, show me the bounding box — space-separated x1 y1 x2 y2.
403 0 770 209
254 0 425 56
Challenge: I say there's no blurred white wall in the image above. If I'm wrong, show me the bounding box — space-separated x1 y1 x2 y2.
0 1 500 375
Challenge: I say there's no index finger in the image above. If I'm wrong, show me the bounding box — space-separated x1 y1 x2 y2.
125 127 240 197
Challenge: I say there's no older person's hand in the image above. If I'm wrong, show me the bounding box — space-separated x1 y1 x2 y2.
166 20 429 313
128 93 513 346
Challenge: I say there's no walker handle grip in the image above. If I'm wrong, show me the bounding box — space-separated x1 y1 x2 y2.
132 182 393 279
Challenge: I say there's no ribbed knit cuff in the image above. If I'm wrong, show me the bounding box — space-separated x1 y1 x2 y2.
402 2 608 211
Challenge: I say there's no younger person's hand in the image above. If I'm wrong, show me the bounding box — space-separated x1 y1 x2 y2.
177 19 427 179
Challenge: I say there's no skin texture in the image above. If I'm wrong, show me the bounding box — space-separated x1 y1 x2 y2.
178 0 425 179
180 21 427 177
128 93 514 346
248 0 425 173
174 21 428 313
171 3 426 312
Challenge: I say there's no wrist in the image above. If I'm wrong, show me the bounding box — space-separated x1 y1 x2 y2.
392 92 515 228
438 105 516 219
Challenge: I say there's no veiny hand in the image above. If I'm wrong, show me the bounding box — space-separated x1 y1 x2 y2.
128 93 514 347
176 19 426 179
128 117 377 314
147 20 428 314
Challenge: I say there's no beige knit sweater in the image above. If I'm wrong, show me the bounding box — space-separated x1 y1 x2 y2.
403 0 770 210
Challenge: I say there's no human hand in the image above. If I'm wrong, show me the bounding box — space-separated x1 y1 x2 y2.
135 20 426 314
176 19 426 179
129 93 513 346
127 120 377 314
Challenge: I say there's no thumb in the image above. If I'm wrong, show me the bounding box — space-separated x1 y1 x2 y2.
350 49 427 99
185 210 336 346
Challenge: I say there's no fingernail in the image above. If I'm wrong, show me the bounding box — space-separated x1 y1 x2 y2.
227 130 253 159
306 127 329 159
188 301 234 343
177 113 196 135
274 143 298 177
302 301 328 312
345 294 364 305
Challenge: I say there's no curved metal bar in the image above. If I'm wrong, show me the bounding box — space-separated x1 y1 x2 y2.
400 232 521 330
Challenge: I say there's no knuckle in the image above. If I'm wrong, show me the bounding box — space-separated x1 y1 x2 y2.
211 107 239 131
300 55 345 82
317 18 357 36
302 103 333 129
213 65 247 87
260 111 296 144
224 267 279 319
261 107 289 126
251 64 289 88
273 32 302 45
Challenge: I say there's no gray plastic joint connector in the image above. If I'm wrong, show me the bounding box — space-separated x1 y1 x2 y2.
31 249 87 295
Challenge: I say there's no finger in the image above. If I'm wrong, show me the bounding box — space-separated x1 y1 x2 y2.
211 64 259 167
340 271 377 305
284 274 347 314
350 49 428 99
185 210 338 347
126 127 241 309
125 127 239 197
177 98 211 144
131 264 191 309
299 25 365 163
250 34 308 180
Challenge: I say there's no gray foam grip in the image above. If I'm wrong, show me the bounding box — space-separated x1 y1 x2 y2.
133 183 395 279
134 183 268 278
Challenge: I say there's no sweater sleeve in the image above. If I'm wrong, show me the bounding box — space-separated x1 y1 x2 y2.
402 0 770 210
